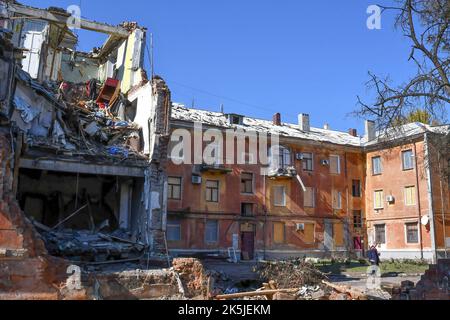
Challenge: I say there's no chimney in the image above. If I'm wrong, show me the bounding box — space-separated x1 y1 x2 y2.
323 124 330 130
298 113 310 132
273 113 281 126
365 120 376 141
348 128 358 137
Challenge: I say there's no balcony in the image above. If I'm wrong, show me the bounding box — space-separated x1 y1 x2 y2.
198 163 232 174
268 166 297 179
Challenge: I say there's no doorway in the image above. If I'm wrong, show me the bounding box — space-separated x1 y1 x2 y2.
241 232 255 261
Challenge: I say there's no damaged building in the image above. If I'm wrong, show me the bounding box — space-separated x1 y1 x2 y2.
0 0 171 266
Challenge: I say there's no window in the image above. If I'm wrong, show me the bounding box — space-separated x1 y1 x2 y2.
330 155 341 174
302 153 314 171
353 210 363 228
375 224 386 244
241 203 254 216
273 222 285 244
301 223 315 244
405 186 416 206
402 150 414 170
372 156 382 175
304 187 315 208
333 223 345 246
374 190 384 209
168 177 182 200
333 190 342 210
167 220 181 241
273 186 286 207
405 223 419 244
241 173 254 194
230 115 243 125
205 220 218 243
352 180 361 197
206 180 219 202
279 147 291 169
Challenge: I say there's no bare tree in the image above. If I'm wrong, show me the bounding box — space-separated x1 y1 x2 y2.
356 0 450 130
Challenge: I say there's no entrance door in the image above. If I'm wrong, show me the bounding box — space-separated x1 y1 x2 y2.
241 232 254 261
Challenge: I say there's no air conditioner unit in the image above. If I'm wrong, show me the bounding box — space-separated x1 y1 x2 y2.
296 223 305 231
296 153 304 161
321 160 330 166
192 175 202 185
386 195 395 203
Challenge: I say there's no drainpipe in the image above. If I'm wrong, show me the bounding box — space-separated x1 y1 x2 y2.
424 133 437 263
437 151 448 259
413 142 424 260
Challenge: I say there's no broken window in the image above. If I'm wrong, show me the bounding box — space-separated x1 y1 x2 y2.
372 156 382 175
302 152 314 171
241 173 254 194
205 220 218 243
352 180 361 197
405 223 419 244
304 187 315 208
330 155 341 174
273 186 286 207
167 220 181 241
205 180 219 202
375 224 386 244
374 190 384 209
402 150 414 171
405 186 416 206
168 177 182 200
273 222 285 244
353 210 363 229
241 203 254 216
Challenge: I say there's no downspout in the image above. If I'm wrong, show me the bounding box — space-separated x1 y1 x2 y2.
437 151 448 259
413 142 424 260
424 132 437 263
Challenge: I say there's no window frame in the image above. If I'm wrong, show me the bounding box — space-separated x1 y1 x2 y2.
205 180 220 203
374 190 384 210
167 220 181 242
405 222 419 244
402 149 414 171
241 172 254 194
353 210 363 229
273 186 287 207
374 224 386 244
404 186 417 206
304 187 315 208
302 152 314 172
330 155 341 175
372 156 382 175
352 179 362 198
241 203 254 216
333 190 342 210
205 220 219 243
168 176 182 200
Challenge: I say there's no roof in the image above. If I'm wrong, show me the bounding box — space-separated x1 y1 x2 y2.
170 104 450 148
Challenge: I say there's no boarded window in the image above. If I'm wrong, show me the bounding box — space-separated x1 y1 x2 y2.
406 223 419 243
353 210 363 228
206 180 219 202
168 177 182 200
241 173 254 194
332 190 342 209
302 223 315 244
375 224 386 244
330 155 341 174
241 203 254 216
405 186 416 206
273 222 285 244
333 223 344 246
205 220 218 243
304 187 315 208
302 153 314 171
273 186 286 207
402 150 414 170
372 156 382 175
352 180 361 197
167 220 181 241
374 190 384 209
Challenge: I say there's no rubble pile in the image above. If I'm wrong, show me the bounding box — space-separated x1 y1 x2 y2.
12 69 147 165
172 258 211 299
255 259 328 288
38 228 147 262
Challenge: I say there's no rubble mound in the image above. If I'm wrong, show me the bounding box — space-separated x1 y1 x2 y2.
255 259 328 289
172 258 211 299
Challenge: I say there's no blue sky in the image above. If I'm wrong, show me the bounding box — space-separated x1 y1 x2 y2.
22 0 418 134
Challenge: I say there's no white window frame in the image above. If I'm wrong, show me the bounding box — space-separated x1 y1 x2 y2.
273 186 286 207
372 156 382 175
404 186 416 206
402 149 414 171
374 190 384 210
330 155 341 175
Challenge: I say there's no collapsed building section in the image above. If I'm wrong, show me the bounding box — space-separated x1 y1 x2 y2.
0 1 171 266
